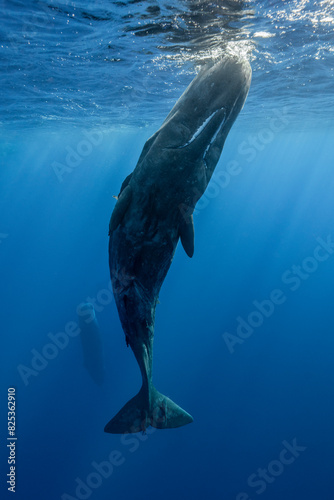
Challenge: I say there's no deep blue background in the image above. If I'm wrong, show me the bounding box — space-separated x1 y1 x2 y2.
1 120 334 500
1 0 334 498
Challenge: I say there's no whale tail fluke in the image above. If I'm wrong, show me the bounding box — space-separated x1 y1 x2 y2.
104 386 193 434
150 387 194 430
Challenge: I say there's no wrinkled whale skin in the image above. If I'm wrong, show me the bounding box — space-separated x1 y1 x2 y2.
105 56 252 434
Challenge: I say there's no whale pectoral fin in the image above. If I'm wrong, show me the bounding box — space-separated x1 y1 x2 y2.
109 185 132 235
179 214 195 258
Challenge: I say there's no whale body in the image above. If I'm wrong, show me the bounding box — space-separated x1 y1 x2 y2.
78 303 105 386
105 55 252 434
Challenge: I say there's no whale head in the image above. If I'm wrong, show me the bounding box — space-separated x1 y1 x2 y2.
155 56 252 170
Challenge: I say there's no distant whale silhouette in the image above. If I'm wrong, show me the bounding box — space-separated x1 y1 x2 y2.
105 55 252 434
77 303 105 386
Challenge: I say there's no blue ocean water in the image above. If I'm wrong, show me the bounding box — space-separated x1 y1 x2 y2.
1 1 334 499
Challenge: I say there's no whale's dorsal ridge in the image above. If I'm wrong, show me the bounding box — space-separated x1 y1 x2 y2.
118 172 133 196
179 213 195 258
109 184 132 235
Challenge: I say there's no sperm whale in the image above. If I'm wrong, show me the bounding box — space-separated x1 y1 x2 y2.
105 55 252 433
